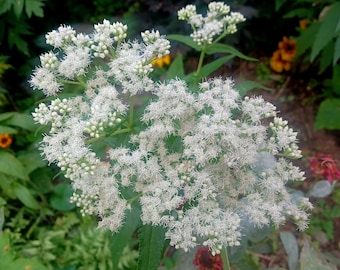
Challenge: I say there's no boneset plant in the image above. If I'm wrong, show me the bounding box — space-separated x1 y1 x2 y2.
29 2 312 269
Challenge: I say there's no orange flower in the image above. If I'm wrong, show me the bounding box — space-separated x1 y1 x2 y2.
270 50 291 73
151 54 171 68
278 36 296 62
0 134 12 148
299 19 310 30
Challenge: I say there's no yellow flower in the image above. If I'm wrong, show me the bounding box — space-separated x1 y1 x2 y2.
278 36 296 62
151 54 171 68
270 50 291 73
299 18 310 30
0 134 12 148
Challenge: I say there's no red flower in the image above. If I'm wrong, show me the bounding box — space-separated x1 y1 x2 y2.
193 247 223 270
310 153 340 183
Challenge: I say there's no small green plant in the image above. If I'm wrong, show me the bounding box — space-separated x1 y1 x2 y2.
0 0 45 55
307 199 340 240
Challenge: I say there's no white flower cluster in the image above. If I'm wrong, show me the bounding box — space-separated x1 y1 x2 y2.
31 2 310 254
30 20 170 96
178 2 245 45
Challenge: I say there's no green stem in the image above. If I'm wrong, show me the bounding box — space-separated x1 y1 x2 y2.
194 48 206 81
221 246 231 270
127 193 142 204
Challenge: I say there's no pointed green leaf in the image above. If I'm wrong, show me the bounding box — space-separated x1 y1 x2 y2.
205 43 257 61
235 80 272 97
25 0 44 18
197 55 234 80
165 54 185 80
0 125 17 134
0 151 29 180
17 149 46 175
0 112 16 122
137 224 166 270
275 0 286 11
2 112 36 131
13 0 24 18
314 98 340 130
319 41 334 73
109 207 141 269
296 22 319 58
311 2 340 62
0 0 13 15
167 34 201 51
12 182 40 209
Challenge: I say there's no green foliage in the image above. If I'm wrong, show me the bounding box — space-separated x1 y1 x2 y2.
307 200 340 240
137 224 166 270
0 0 44 55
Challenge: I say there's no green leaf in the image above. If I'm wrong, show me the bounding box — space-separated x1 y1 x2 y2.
2 112 36 131
334 35 340 66
283 8 312 19
331 65 340 95
25 0 44 18
0 125 17 134
319 41 334 74
235 80 272 97
30 167 53 194
0 173 16 199
109 207 141 269
300 236 337 270
17 148 46 174
49 183 75 212
0 0 13 15
0 151 29 180
275 0 287 11
8 27 29 55
196 55 234 80
12 182 40 209
205 43 257 61
165 54 185 80
13 0 24 18
311 2 340 62
167 34 201 51
314 98 340 130
280 231 298 270
0 112 16 122
137 224 166 270
296 22 319 58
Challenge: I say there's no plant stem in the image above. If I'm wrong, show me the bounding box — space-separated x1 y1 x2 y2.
194 48 206 81
221 246 231 270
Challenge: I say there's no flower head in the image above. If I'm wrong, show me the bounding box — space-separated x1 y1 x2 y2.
193 247 223 270
30 3 309 255
270 36 296 73
310 153 340 183
270 49 292 73
0 134 12 148
278 36 296 62
178 2 245 46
